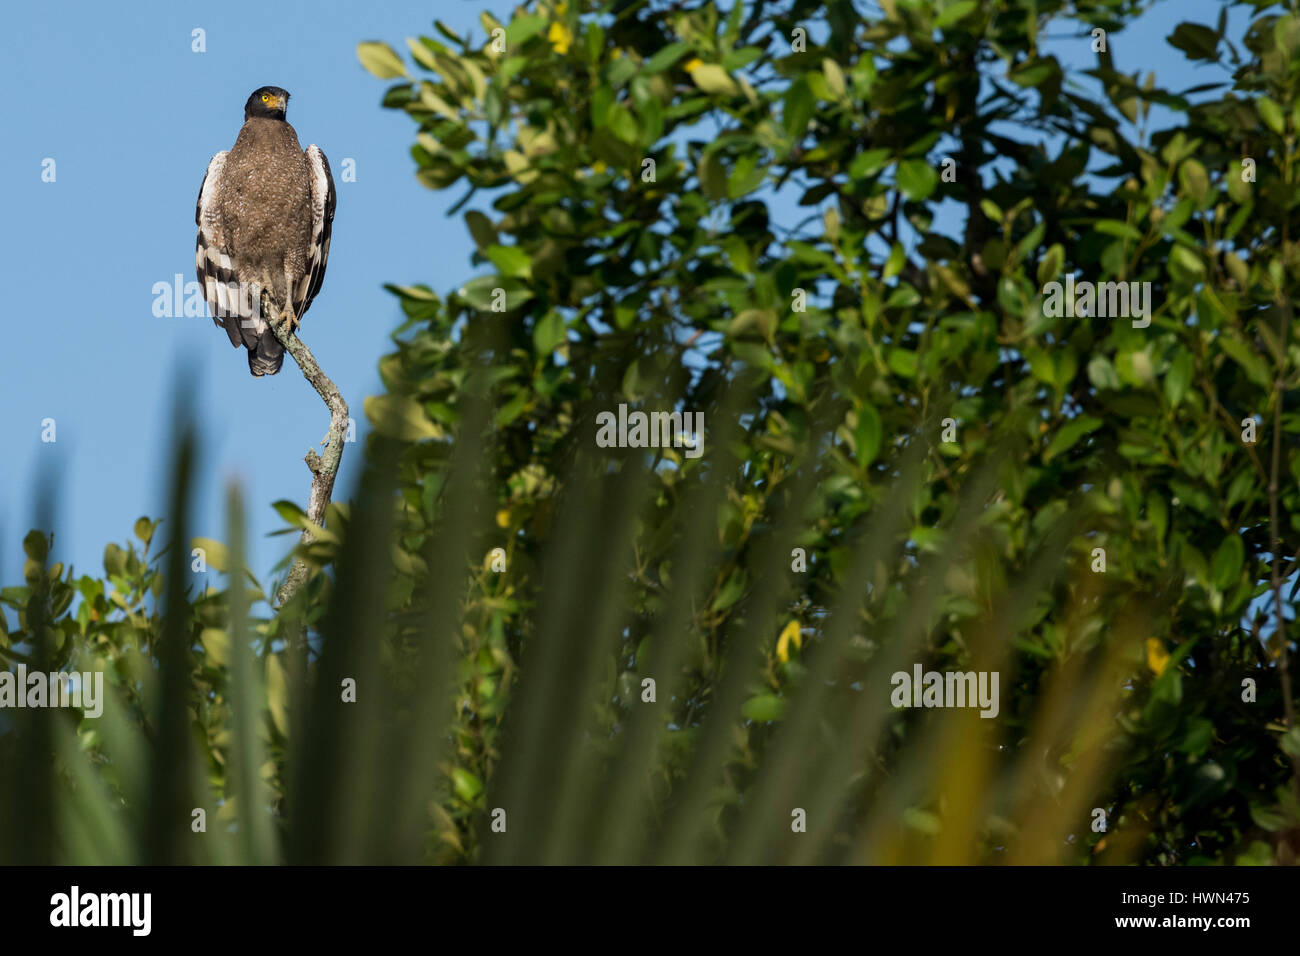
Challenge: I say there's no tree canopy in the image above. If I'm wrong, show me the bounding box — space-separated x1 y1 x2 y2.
2 0 1298 865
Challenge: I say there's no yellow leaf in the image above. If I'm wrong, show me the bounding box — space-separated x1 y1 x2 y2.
419 83 460 122
688 63 738 95
1146 637 1170 677
266 654 289 737
356 41 407 80
684 57 704 72
776 620 802 663
822 58 846 98
190 537 229 573
496 509 510 528
406 37 438 71
201 628 230 668
363 394 445 442
503 149 538 184
548 21 572 54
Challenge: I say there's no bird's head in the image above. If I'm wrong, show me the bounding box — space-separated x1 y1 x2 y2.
244 86 290 120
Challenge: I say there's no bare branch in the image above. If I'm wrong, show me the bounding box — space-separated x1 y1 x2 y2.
265 311 349 618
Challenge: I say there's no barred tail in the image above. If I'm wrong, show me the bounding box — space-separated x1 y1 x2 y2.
247 331 285 377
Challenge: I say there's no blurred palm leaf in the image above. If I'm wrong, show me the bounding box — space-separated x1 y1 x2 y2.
0 379 1147 866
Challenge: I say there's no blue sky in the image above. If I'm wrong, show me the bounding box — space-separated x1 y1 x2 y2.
0 0 1240 605
0 0 514 599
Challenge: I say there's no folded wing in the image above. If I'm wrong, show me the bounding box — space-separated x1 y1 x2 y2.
195 151 266 349
291 144 337 325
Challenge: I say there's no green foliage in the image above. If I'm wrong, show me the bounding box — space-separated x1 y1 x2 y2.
360 0 1300 863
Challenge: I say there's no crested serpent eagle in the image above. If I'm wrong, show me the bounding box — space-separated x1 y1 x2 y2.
195 86 336 376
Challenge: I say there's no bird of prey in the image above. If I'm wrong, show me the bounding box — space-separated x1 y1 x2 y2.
195 86 336 376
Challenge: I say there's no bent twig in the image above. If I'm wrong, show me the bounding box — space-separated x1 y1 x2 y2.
265 309 349 618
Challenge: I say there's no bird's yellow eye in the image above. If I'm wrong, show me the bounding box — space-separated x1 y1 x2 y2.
261 93 270 102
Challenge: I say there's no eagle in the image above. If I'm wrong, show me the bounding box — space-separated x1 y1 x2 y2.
195 86 336 376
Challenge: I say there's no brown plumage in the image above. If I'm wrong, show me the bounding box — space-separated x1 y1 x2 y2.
196 86 336 376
